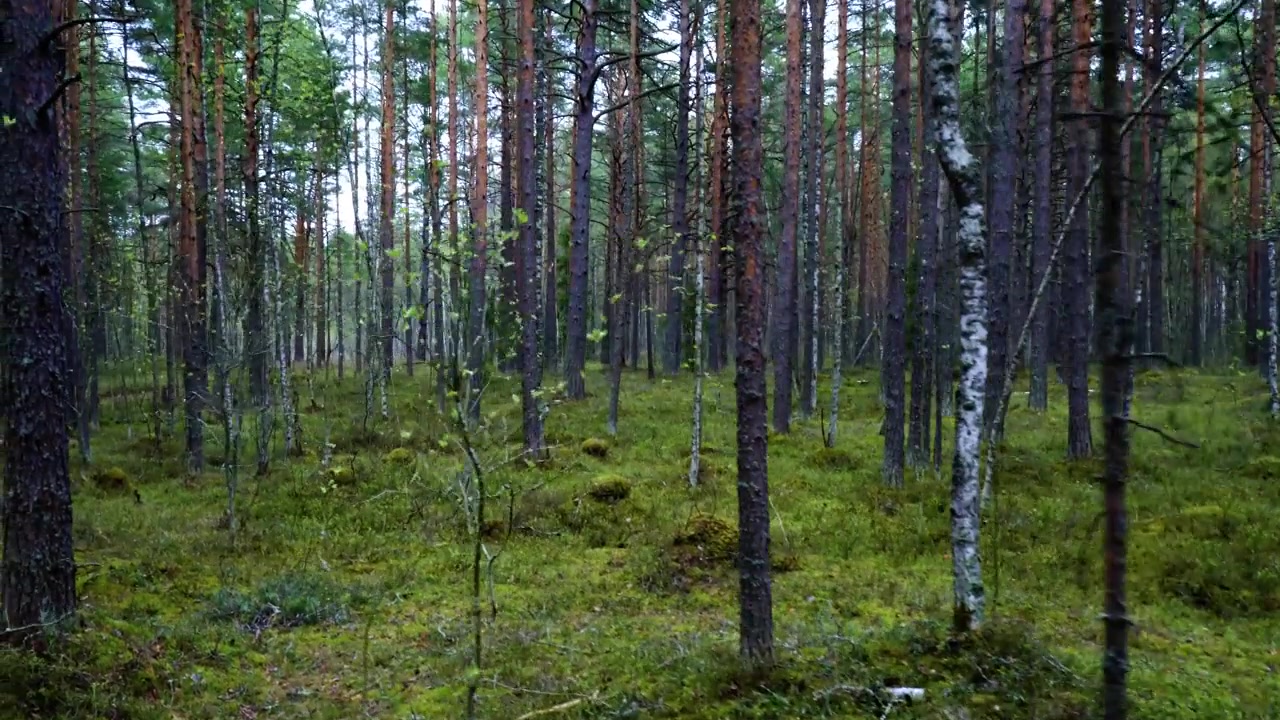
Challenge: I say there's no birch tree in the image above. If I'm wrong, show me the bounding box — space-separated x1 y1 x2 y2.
926 0 986 632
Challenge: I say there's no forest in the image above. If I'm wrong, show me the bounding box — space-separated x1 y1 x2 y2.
1 0 1279 716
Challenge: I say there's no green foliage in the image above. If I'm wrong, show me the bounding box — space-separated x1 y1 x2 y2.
88 466 132 493
206 572 365 630
382 446 416 465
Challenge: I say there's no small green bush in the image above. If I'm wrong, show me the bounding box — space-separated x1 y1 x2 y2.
206 572 365 631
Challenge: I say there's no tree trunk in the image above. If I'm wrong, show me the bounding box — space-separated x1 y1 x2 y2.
986 0 1026 431
1095 0 1131 711
0 0 77 644
543 8 559 365
517 0 546 455
909 7 939 467
380 0 397 379
1064 0 1093 458
883 0 912 487
829 0 851 448
664 0 693 375
774 0 802 433
1190 6 1205 366
729 0 774 667
1143 0 1165 356
177 0 208 474
801 0 824 419
707 0 729 373
244 2 267 407
565 0 599 399
1029 0 1052 410
927 0 986 633
467 0 489 419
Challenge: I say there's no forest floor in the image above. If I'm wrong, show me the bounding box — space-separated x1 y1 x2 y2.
2 363 1278 719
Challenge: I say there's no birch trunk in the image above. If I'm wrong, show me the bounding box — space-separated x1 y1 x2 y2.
927 0 986 632
689 238 705 486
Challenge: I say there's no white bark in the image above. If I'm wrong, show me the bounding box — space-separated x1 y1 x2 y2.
273 229 295 456
689 238 705 487
214 239 238 536
928 0 985 631
827 223 845 447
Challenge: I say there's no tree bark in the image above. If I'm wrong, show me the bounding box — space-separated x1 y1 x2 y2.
883 0 912 486
1190 5 1205 366
927 0 987 633
665 0 694 375
985 0 1026 431
774 0 802 433
1096 0 1132 711
0 0 77 644
467 0 489 419
380 0 397 379
1064 0 1093 459
517 0 546 455
565 0 599 399
801 0 824 419
729 0 774 667
1029 0 1052 410
1143 0 1165 356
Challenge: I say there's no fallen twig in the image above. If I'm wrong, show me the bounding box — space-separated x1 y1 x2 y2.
1122 417 1201 448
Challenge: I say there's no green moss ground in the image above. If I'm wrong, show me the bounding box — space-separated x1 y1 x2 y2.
2 364 1278 718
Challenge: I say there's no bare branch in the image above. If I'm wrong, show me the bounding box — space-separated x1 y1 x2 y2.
1122 417 1201 448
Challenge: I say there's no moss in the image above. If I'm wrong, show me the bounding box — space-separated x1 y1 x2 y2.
1243 454 1280 479
673 512 737 564
580 437 610 458
89 466 132 493
34 365 1280 718
809 446 858 471
586 474 631 503
383 446 416 465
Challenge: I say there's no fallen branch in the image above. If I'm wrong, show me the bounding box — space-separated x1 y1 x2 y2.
513 697 589 719
1123 417 1201 448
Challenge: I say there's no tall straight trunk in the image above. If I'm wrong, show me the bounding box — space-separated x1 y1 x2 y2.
85 10 105 433
909 10 939 466
317 170 328 367
1064 0 1092 458
448 0 460 382
543 9 559 364
1251 0 1276 369
664 0 693 375
466 0 489 419
627 3 644 376
293 209 309 363
1190 6 1205 366
60 0 89 463
729 0 774 666
927 0 986 633
565 0 599 399
212 19 229 381
517 0 546 455
177 0 208 474
774 0 802 433
244 1 266 405
607 78 631 435
986 0 1026 430
707 0 728 372
829 0 850 447
402 46 414 376
499 76 516 369
801 0 825 419
1029 0 1052 410
430 0 444 406
0 0 77 644
1143 0 1165 356
1095 0 1131 712
883 0 912 487
379 0 396 377
121 13 160 444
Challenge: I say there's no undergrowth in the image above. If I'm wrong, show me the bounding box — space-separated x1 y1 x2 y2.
1 364 1277 719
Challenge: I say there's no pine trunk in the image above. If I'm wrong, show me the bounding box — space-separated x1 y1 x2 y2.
883 0 912 487
774 0 802 433
565 0 599 399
